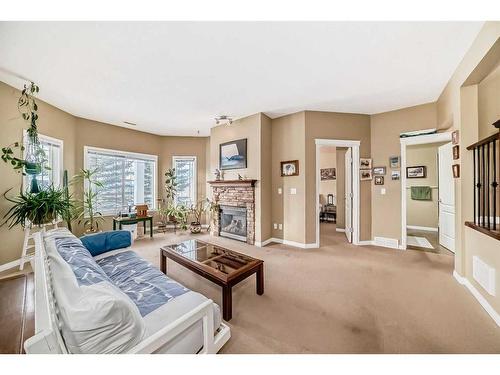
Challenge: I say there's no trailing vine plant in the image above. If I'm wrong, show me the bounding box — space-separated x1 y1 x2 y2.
1 82 46 175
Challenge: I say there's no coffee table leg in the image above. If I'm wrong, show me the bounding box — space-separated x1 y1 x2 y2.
160 253 167 274
222 285 232 321
256 264 264 295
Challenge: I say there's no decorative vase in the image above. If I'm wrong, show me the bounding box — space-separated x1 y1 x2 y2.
190 222 202 234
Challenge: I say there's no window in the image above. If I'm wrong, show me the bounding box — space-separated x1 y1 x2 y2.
23 132 63 191
85 146 157 215
173 156 197 207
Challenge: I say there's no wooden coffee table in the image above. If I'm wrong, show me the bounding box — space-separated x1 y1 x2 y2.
160 239 264 321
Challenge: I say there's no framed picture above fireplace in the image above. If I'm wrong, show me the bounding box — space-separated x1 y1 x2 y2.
220 138 247 170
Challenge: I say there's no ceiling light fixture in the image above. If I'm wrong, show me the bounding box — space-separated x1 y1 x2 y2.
214 115 233 126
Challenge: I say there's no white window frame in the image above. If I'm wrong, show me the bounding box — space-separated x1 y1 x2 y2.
172 156 197 207
23 131 64 190
84 146 158 215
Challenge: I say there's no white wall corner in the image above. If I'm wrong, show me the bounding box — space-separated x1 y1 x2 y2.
453 271 500 327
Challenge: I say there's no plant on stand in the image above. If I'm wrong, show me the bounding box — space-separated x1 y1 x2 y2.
189 199 207 234
72 168 105 233
1 186 74 229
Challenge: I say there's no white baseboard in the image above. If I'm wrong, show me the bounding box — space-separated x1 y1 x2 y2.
336 228 346 233
407 225 438 232
357 240 374 246
453 271 500 327
254 238 275 247
263 238 317 249
0 258 21 273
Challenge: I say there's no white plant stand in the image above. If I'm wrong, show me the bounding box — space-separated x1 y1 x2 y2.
20 221 60 270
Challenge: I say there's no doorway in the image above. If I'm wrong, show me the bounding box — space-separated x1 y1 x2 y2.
315 139 360 247
401 132 455 254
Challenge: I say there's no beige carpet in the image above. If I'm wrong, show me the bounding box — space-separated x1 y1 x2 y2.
131 223 500 353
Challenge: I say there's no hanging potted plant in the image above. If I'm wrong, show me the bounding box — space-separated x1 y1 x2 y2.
72 168 105 233
1 186 74 229
1 82 48 193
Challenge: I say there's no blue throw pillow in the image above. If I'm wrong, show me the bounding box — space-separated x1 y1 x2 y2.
80 230 132 256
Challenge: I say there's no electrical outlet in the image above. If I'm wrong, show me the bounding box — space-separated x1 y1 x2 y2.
278 188 282 195
278 224 283 230
273 223 278 229
381 188 386 195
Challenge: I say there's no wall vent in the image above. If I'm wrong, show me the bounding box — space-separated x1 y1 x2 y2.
473 256 496 296
374 237 400 249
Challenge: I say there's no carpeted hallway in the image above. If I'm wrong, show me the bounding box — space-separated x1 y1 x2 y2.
131 223 500 353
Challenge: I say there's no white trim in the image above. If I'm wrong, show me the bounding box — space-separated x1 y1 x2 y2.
255 238 274 247
453 271 500 327
406 225 439 232
262 238 318 249
400 132 452 250
0 258 22 273
357 240 374 246
373 236 402 250
84 145 158 214
315 139 360 247
172 155 198 206
336 228 346 233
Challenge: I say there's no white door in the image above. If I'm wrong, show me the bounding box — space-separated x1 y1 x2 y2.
438 142 455 252
345 148 353 243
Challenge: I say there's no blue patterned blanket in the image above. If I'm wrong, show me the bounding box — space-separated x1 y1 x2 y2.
97 251 189 316
55 236 189 317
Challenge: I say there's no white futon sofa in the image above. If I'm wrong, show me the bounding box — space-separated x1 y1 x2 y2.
24 228 230 354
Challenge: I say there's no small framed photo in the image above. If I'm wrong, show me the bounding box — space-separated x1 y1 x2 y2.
391 170 400 180
360 158 372 170
281 160 299 177
453 164 460 178
453 145 460 160
360 169 373 180
373 166 386 176
406 166 426 178
389 156 400 168
452 130 459 145
374 176 384 185
320 168 336 180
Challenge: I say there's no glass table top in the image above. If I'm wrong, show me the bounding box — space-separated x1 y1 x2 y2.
163 239 259 275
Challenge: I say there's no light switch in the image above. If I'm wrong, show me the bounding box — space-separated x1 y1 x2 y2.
290 188 297 195
278 188 282 195
278 224 283 230
381 188 386 195
273 223 278 229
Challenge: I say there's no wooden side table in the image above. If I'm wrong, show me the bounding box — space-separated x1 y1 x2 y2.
112 215 154 238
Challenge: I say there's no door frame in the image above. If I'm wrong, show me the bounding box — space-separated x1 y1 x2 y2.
400 132 452 250
315 139 361 246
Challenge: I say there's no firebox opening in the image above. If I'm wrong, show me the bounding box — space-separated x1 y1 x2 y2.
219 205 247 242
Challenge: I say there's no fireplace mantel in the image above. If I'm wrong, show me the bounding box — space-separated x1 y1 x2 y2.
208 179 257 187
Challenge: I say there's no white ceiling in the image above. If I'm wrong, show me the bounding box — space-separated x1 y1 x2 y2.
0 22 483 136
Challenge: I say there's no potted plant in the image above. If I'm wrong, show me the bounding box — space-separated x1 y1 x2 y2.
205 197 219 232
1 186 73 229
168 204 189 231
72 168 105 233
189 200 207 234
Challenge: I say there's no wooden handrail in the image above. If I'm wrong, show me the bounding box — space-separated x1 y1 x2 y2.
466 132 499 150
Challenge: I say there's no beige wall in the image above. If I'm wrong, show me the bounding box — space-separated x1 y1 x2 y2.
318 146 337 206
260 114 273 242
0 81 208 264
305 111 372 243
271 112 306 242
478 63 500 139
406 143 443 229
370 103 437 240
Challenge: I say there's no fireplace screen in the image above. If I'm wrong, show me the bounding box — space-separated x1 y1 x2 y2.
219 205 247 242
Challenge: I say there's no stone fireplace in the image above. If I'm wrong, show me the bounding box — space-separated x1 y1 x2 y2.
209 180 256 245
